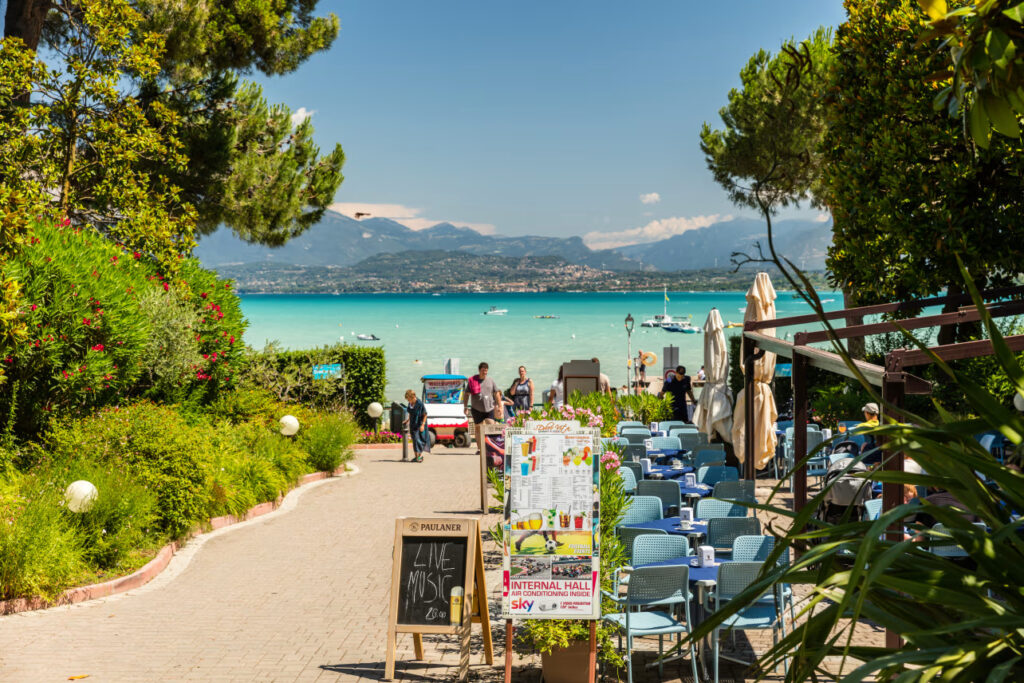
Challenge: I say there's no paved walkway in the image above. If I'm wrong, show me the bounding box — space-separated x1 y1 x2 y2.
0 446 883 682
0 447 502 682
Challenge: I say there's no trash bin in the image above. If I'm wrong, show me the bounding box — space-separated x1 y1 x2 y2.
389 402 406 434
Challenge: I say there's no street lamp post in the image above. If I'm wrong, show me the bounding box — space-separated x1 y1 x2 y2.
624 313 634 396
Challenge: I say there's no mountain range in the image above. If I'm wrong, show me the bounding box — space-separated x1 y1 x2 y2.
194 210 832 273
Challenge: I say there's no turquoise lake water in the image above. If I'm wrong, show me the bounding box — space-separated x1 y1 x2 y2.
239 291 846 403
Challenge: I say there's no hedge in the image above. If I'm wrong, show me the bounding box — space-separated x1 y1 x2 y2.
245 343 386 428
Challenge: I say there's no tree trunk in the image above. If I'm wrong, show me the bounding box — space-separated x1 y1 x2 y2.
3 0 51 50
843 284 866 360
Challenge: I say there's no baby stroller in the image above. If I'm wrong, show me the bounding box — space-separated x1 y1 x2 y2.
815 456 873 531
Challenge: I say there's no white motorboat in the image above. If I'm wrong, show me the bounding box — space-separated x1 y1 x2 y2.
663 321 701 334
356 333 380 341
484 306 508 315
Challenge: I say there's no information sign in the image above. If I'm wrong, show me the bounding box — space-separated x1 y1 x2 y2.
312 363 342 380
501 425 601 620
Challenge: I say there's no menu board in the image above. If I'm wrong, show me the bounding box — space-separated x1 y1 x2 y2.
501 424 601 620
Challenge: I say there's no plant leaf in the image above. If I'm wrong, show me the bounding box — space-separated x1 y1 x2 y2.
1003 2 1024 22
919 0 948 20
983 93 1022 137
969 99 992 147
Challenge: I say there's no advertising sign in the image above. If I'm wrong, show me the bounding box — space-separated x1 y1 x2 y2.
312 363 342 380
500 425 600 620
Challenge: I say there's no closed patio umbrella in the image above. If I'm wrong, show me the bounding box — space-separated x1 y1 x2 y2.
693 308 732 442
730 272 778 470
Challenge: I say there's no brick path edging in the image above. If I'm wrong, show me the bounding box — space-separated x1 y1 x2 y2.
0 463 361 616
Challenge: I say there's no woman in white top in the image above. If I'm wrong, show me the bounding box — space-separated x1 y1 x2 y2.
548 366 565 409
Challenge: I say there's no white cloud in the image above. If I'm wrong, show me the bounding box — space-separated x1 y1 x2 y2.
814 212 831 223
290 107 314 127
639 192 661 205
328 202 496 235
583 214 730 250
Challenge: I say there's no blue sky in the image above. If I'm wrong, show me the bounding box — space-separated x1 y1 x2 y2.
257 1 847 248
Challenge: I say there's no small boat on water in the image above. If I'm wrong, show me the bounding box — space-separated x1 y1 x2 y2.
356 333 380 341
534 315 559 319
641 286 683 327
663 321 701 334
484 306 508 315
725 321 743 328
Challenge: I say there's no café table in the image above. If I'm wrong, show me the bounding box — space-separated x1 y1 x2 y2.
622 517 708 539
646 464 695 479
648 448 688 464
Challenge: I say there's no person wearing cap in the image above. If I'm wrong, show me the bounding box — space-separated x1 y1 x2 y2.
857 402 880 430
660 365 697 423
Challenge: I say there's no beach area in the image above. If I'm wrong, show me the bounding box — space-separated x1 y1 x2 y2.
240 290 846 402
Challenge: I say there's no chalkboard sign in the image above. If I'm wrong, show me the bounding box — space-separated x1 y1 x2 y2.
384 517 493 681
397 536 468 626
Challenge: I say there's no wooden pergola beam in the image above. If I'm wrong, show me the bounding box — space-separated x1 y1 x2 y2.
888 334 1024 369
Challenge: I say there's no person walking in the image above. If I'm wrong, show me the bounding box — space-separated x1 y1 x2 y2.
404 389 429 462
464 361 502 452
591 357 613 398
660 365 697 423
509 366 534 414
548 366 565 409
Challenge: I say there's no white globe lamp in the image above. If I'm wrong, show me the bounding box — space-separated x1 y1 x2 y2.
65 480 98 513
279 414 300 437
367 402 384 419
1014 392 1024 413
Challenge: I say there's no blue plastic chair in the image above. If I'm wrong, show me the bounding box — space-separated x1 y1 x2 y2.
658 421 686 433
709 562 788 683
706 517 760 555
620 461 643 485
620 496 663 525
620 431 651 446
731 536 795 634
632 534 692 565
603 565 700 683
622 444 646 462
712 480 756 503
695 498 748 519
675 433 704 452
697 465 739 487
617 421 646 434
637 480 682 514
695 451 726 468
648 436 682 452
618 467 637 495
617 527 666 564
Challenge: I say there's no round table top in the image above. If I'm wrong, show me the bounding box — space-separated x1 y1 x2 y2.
635 556 733 583
622 517 708 537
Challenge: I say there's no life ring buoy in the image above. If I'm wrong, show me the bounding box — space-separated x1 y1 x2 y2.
641 351 657 367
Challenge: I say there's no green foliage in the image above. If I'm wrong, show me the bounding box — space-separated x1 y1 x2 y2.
0 1 197 269
566 390 621 437
823 0 1024 314
46 402 211 538
616 393 673 425
136 289 204 398
0 477 84 600
918 0 1024 146
244 343 386 428
515 458 628 668
299 413 359 473
52 461 159 571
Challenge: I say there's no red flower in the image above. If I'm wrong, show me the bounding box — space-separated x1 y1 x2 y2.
110 256 118 263
200 292 208 299
133 251 141 259
229 336 235 345
91 270 98 277
90 344 104 352
30 304 37 311
3 357 12 363
82 317 92 326
163 282 169 291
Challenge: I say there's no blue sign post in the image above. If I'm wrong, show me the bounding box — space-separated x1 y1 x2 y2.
312 363 342 380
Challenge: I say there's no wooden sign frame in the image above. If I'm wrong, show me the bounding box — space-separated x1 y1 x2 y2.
384 517 493 681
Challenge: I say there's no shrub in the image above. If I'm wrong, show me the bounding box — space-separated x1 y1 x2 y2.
47 402 211 538
52 461 159 570
206 386 282 425
136 289 203 401
0 477 83 600
299 412 359 472
359 430 402 444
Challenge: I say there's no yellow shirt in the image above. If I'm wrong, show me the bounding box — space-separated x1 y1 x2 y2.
856 418 879 430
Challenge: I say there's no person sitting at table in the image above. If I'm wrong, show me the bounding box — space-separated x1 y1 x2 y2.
856 402 880 430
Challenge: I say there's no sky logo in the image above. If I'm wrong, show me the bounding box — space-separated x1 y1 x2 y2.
511 599 534 612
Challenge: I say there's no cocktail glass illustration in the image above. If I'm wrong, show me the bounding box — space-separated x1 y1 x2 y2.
528 513 543 530
558 511 570 529
572 451 582 466
521 442 531 458
574 514 584 530
520 462 530 476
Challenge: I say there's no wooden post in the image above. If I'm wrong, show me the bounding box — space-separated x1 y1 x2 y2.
792 353 808 511
742 334 756 480
504 620 514 682
587 620 597 682
881 374 906 651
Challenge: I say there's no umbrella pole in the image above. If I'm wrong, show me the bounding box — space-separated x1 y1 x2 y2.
793 354 808 509
742 336 756 480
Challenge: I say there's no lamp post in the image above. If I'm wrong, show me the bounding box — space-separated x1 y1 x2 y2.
367 401 384 434
624 313 634 396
